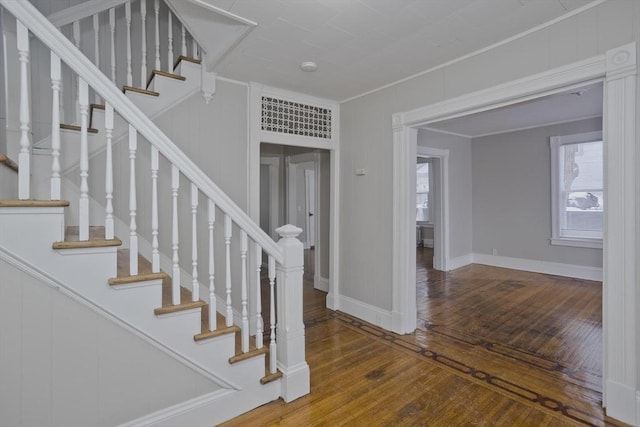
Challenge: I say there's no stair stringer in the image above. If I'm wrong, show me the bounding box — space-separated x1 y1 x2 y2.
0 208 281 425
0 240 281 427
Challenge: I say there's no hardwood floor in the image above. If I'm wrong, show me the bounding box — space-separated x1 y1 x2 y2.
222 248 624 426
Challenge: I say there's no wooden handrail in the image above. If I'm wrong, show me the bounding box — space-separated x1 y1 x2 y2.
2 0 284 264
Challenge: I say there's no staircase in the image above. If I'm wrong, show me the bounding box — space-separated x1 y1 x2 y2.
0 1 309 425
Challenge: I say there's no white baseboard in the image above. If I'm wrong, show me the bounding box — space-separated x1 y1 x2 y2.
447 254 473 270
472 253 602 281
314 275 329 292
603 379 638 426
336 294 392 330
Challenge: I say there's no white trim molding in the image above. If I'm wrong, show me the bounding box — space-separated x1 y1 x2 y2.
392 43 637 424
248 82 341 313
472 253 602 282
337 295 393 331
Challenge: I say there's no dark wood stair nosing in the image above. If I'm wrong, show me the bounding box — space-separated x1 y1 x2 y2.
0 153 19 172
194 324 240 342
146 69 187 89
60 123 99 134
229 346 268 364
109 271 167 286
173 55 201 70
0 199 70 207
154 300 206 316
52 238 123 250
123 85 160 97
260 370 283 385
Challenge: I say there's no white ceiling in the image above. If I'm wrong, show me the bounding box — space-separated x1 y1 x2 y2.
424 82 603 138
202 0 596 101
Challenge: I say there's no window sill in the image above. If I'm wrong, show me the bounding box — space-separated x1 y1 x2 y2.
550 237 602 249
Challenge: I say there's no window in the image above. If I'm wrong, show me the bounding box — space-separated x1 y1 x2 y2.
550 131 603 248
416 160 431 223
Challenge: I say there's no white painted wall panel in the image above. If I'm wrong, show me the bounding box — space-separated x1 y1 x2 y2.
339 0 637 311
0 258 221 427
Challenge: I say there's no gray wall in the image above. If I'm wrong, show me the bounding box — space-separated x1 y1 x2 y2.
417 129 473 259
0 258 219 427
472 117 603 267
339 0 639 312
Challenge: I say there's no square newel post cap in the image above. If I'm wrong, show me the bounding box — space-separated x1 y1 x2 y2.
276 224 303 240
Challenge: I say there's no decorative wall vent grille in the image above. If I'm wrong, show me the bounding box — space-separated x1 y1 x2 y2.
261 96 332 139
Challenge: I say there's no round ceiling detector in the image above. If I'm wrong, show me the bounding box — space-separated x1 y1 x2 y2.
300 61 318 72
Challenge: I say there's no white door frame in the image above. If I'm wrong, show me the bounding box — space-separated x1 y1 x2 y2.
392 43 637 424
259 156 280 240
248 82 340 309
416 147 449 272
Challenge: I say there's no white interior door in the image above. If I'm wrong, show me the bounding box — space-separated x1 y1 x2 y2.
305 169 315 247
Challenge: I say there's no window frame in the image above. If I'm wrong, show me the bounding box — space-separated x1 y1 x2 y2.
550 130 603 249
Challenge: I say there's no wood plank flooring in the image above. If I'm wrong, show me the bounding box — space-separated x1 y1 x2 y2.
222 248 625 426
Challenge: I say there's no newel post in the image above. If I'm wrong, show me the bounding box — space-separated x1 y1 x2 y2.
275 224 310 402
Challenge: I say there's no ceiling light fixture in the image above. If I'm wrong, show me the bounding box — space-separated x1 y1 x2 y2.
300 61 318 72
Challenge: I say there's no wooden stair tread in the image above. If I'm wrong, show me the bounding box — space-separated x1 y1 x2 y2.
229 346 268 364
154 277 206 315
173 55 201 70
146 70 186 89
123 85 160 97
0 199 69 207
260 370 283 385
194 324 240 342
109 249 167 285
60 123 99 134
53 226 122 249
0 153 18 172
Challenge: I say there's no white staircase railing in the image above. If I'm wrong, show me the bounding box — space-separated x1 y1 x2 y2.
47 0 201 126
0 0 309 403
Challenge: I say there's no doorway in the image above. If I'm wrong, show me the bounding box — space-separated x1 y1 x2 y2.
392 43 637 418
260 143 331 293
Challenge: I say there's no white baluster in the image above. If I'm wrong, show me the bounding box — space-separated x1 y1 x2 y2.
104 104 114 240
268 256 276 374
140 0 147 86
17 21 30 200
128 125 138 275
125 1 132 86
50 52 61 200
191 183 199 301
167 11 173 70
192 39 199 60
181 24 187 57
109 8 116 83
255 244 263 349
208 200 216 331
151 147 160 272
78 79 90 241
93 13 100 103
171 165 180 305
224 215 233 327
154 0 160 71
73 20 80 123
240 230 249 353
